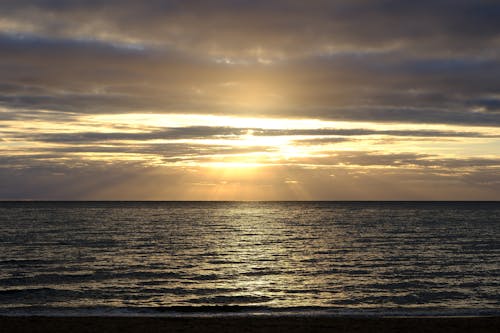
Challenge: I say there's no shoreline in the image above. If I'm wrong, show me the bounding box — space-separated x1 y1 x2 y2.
1 315 499 333
1 306 498 317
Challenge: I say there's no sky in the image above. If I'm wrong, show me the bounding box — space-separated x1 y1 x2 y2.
1 0 499 200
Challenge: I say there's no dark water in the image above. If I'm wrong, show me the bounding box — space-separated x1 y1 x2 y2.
0 202 499 316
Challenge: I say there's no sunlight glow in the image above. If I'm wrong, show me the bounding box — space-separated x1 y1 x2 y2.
86 113 500 134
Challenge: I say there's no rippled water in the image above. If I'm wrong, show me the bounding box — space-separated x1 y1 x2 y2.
0 202 499 315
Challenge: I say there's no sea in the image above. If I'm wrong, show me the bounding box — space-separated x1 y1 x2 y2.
0 201 498 317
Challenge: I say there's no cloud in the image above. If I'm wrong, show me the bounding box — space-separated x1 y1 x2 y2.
0 156 498 200
1 26 500 126
292 152 500 169
0 31 499 126
8 125 495 145
299 107 500 127
1 1 499 57
14 127 244 143
256 128 497 138
1 1 499 199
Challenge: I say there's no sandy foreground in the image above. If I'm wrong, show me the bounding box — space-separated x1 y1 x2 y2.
1 316 499 333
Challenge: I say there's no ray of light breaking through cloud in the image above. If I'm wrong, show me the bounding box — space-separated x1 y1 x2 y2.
1 1 499 199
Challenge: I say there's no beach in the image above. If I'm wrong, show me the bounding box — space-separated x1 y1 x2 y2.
1 316 499 333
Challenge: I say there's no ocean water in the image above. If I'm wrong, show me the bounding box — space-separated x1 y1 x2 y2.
0 201 499 316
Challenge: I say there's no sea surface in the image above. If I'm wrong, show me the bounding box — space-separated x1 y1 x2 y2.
0 201 499 317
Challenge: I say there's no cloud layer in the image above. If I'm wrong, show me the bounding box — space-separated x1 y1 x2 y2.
1 1 499 199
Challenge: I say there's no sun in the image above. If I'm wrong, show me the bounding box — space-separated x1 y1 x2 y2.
194 126 317 170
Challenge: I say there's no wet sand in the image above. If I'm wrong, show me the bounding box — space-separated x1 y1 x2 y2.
1 316 499 333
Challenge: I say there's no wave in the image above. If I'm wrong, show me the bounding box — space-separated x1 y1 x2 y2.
0 270 183 287
1 202 498 313
0 287 83 303
1 305 498 318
